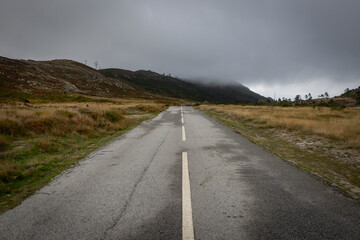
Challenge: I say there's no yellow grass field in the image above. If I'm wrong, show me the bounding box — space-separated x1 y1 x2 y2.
200 105 360 147
0 100 167 213
198 105 360 200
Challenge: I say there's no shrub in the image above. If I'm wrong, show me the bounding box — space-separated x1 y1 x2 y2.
107 117 132 131
75 125 94 136
55 110 75 119
0 135 9 150
0 119 27 136
79 108 100 120
26 117 57 134
0 162 21 183
104 110 123 122
35 140 57 153
19 96 30 103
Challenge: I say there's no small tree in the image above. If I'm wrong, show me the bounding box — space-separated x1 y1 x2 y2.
305 94 308 100
324 92 329 98
295 95 301 101
308 93 312 100
94 61 98 70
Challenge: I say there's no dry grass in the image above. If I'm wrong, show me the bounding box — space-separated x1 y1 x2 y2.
0 100 167 213
198 104 360 200
0 135 9 150
0 102 166 137
200 105 360 148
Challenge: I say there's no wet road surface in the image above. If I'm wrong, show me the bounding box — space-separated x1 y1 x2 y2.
0 106 359 239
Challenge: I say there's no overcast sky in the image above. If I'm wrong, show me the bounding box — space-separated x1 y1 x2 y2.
1 0 359 99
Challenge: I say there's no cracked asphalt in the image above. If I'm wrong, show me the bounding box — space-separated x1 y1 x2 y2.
0 106 359 239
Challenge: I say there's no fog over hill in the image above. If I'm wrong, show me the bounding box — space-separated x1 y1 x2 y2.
0 56 267 104
1 1 359 98
100 68 267 103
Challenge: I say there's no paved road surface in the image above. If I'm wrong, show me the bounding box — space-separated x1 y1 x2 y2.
0 107 359 239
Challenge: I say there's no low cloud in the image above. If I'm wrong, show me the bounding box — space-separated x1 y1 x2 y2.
1 0 359 98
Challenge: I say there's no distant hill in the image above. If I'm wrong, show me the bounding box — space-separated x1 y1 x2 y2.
0 56 267 104
339 87 360 99
0 56 150 99
337 86 360 106
100 68 266 104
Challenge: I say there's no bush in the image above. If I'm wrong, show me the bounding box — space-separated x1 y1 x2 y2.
26 117 57 134
104 110 123 122
35 140 57 153
0 119 27 136
79 108 100 120
280 101 291 107
0 162 21 183
19 96 30 103
55 110 75 119
0 135 9 150
75 126 94 136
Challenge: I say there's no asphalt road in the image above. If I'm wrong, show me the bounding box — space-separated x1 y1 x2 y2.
0 106 359 239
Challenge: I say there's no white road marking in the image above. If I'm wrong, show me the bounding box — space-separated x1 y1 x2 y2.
182 152 195 240
181 117 184 124
182 126 186 141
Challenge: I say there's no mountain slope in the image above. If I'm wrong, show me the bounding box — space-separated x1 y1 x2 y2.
100 68 266 104
0 56 151 99
0 56 267 103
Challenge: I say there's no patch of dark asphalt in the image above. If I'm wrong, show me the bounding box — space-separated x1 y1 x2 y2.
118 150 182 240
101 130 170 240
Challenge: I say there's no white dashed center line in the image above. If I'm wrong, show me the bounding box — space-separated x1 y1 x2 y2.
181 107 186 141
182 152 194 240
182 126 186 141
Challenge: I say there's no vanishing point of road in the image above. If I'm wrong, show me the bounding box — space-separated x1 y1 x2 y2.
0 107 359 239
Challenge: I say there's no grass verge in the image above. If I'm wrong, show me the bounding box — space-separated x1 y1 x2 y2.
0 101 167 213
197 105 360 202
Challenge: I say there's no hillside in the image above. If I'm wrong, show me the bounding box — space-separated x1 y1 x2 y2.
0 56 155 100
339 87 360 104
100 68 266 104
0 56 266 104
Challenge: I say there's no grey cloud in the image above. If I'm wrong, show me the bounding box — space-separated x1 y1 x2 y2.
1 0 359 98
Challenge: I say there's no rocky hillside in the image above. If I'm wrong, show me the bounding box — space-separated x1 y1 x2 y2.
0 57 147 98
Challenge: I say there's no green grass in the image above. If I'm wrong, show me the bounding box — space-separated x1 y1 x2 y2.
0 116 155 213
0 97 167 214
